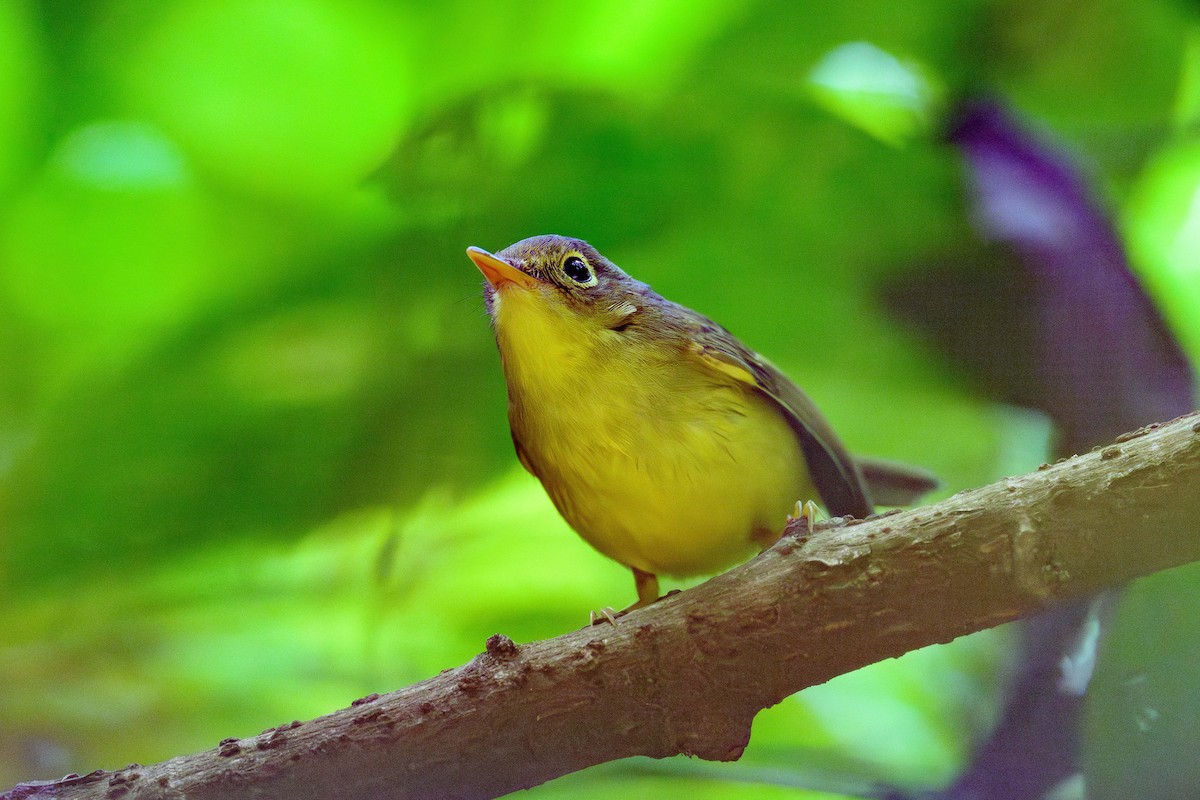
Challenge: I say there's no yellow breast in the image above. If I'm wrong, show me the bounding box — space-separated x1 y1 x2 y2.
493 286 812 577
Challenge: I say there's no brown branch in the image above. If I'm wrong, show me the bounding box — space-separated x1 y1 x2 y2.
8 413 1200 800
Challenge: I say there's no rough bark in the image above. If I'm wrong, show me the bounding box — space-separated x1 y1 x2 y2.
6 413 1200 800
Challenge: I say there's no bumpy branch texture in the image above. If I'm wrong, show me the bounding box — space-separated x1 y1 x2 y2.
7 413 1200 800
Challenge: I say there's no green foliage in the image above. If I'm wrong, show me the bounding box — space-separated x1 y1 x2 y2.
0 0 1196 797
1086 562 1200 799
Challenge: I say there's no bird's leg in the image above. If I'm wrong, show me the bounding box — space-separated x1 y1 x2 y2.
632 567 660 607
590 568 661 626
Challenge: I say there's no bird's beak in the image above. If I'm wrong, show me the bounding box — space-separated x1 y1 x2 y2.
466 247 542 290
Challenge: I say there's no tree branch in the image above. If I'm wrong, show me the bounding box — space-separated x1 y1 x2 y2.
7 413 1200 800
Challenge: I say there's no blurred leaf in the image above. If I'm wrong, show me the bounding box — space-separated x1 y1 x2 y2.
747 631 1004 788
0 272 515 588
1 121 217 354
1172 30 1200 129
808 41 943 146
0 0 40 195
891 101 1196 454
982 0 1191 132
1085 562 1200 799
885 94 1197 800
1124 137 1200 361
111 0 415 198
0 468 648 776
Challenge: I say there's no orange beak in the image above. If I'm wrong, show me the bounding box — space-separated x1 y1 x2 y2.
466 246 542 290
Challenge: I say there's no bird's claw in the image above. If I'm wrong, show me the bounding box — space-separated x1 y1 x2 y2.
589 607 620 626
789 499 821 535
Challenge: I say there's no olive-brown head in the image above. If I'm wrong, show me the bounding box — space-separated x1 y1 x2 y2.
466 235 656 337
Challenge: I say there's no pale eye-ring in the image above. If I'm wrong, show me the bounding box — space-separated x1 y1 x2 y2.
562 255 595 285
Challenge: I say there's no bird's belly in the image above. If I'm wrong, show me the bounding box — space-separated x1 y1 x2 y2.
521 383 814 578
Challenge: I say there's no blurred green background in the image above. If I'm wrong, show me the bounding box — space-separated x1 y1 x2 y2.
1 1 1199 798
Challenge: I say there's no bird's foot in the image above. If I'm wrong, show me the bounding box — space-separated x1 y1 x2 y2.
589 568 665 626
590 607 621 626
789 499 822 535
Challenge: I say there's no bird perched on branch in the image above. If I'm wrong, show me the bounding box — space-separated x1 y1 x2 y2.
468 235 934 615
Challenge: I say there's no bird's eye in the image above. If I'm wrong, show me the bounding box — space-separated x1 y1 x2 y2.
562 255 595 285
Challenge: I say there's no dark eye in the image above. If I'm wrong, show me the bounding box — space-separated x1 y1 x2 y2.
562 255 594 285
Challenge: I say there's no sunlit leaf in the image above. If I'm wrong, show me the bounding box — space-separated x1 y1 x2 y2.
1123 138 1200 362
808 41 942 146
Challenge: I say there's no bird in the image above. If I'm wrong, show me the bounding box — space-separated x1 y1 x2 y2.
467 234 934 614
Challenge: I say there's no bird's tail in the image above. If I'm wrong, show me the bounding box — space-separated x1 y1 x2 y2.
855 456 939 507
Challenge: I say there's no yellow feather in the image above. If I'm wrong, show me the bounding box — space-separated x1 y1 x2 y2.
493 283 814 578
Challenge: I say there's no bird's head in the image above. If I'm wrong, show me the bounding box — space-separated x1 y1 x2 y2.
466 235 652 338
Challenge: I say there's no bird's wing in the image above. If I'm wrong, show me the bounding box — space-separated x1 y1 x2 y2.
687 334 874 519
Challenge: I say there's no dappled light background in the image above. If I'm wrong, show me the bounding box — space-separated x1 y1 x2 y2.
1 1 1198 798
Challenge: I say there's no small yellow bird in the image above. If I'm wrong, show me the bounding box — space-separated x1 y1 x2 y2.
468 235 933 612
